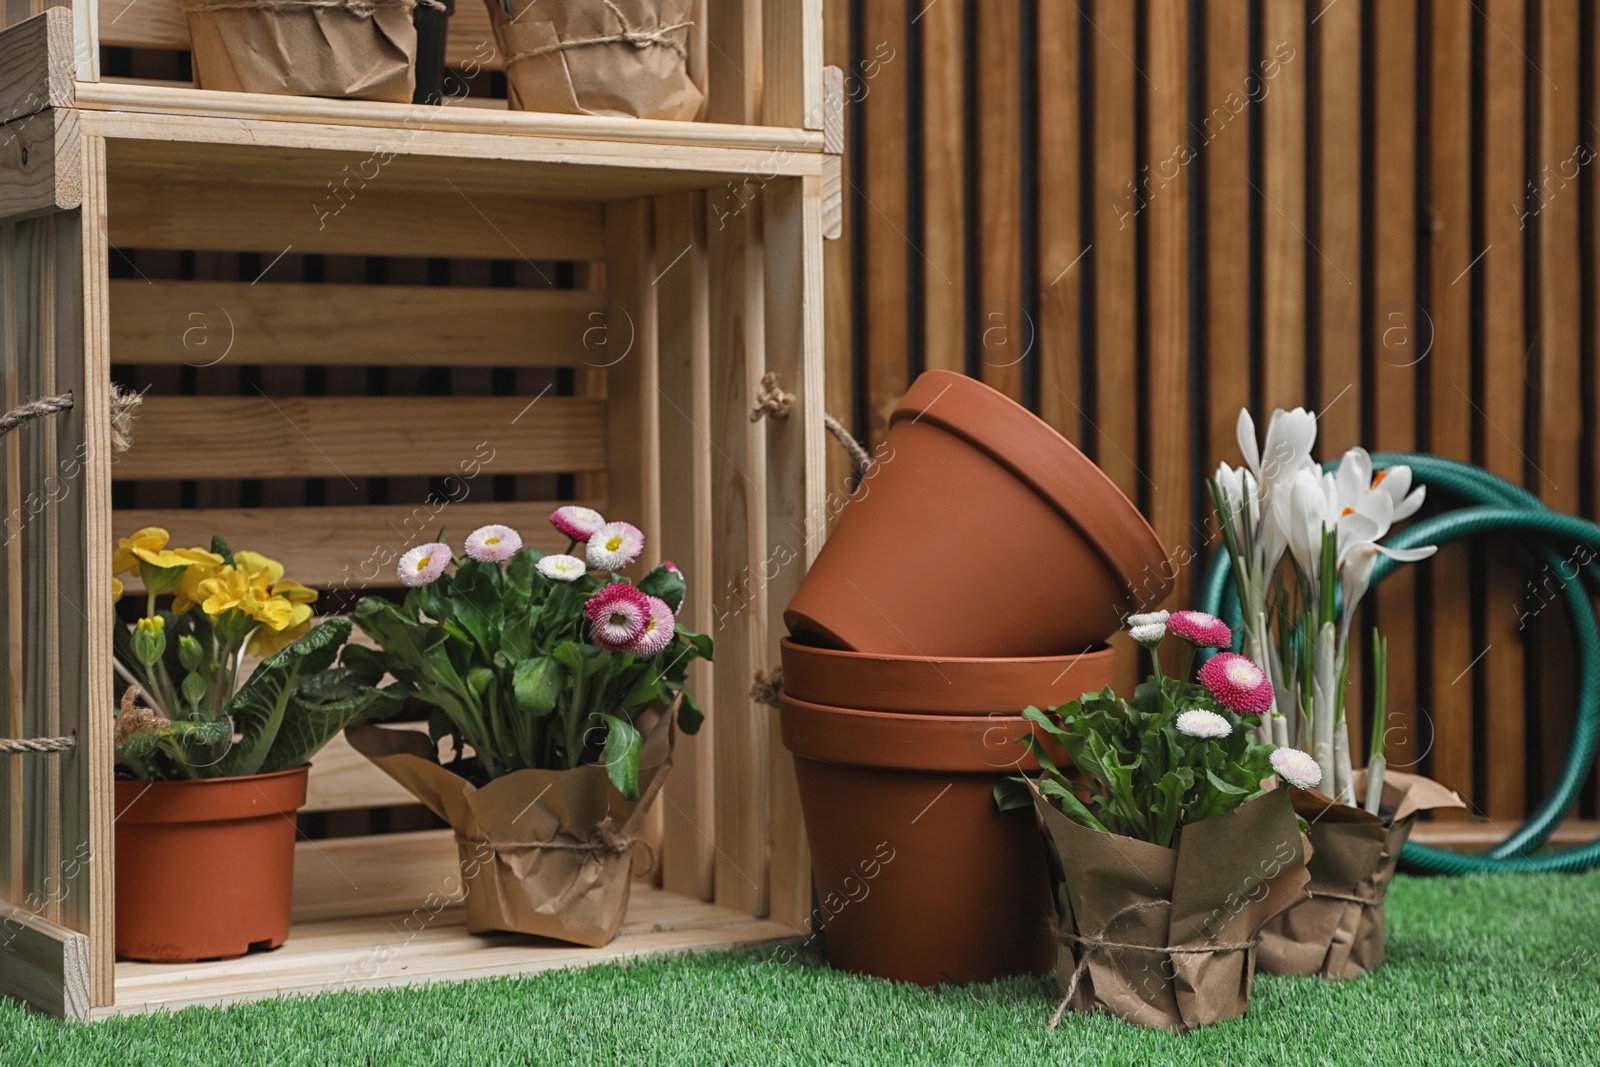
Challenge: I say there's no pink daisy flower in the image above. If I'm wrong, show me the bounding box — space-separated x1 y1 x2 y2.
398 542 451 587
464 524 522 564
1167 610 1234 650
585 584 651 650
1197 652 1273 714
587 521 645 572
550 506 606 542
628 596 676 657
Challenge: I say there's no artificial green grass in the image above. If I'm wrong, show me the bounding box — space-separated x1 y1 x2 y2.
3 872 1598 1066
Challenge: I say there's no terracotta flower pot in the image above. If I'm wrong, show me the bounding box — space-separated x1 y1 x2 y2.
114 767 308 963
780 637 1115 714
779 693 1065 986
784 370 1171 658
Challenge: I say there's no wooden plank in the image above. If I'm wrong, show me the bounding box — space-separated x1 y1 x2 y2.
1370 0 1418 778
763 0 824 129
289 828 461 923
1534 0 1582 800
0 8 73 121
1425 0 1475 813
920 0 966 377
111 501 598 592
1316 0 1362 455
303 732 430 816
0 900 90 1021
761 177 825 931
101 883 793 1017
106 178 607 262
602 200 661 556
1261 0 1306 409
1204 0 1252 473
110 282 607 367
653 192 715 903
860 0 908 446
1145 0 1190 609
976 0 1024 402
707 188 769 919
1411 818 1600 850
706 0 761 124
1481 0 1527 820
113 396 605 481
1091 0 1139 695
820 0 853 504
0 108 79 221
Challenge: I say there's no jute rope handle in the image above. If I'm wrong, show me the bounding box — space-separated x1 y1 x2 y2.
505 0 692 64
2 388 142 755
1048 899 1259 1030
750 371 874 479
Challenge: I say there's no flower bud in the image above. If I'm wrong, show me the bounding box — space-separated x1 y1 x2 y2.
181 671 206 708
132 616 167 666
178 634 204 672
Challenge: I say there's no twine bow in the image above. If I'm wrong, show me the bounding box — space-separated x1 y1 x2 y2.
481 817 658 878
505 0 693 64
1048 900 1259 1030
749 371 874 480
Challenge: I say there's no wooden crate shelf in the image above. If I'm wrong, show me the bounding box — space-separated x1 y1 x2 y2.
0 0 831 1020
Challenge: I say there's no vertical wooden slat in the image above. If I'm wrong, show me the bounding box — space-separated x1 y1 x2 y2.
1035 0 1081 444
763 0 824 128
976 0 1023 401
921 0 966 377
705 0 762 125
0 229 21 903
1316 0 1362 456
1092 0 1140 695
1481 0 1528 820
861 0 909 445
1204 0 1251 484
1425 0 1476 811
650 194 718 903
706 189 769 918
1261 0 1306 410
1535 0 1581 800
1146 0 1190 609
821 0 854 503
761 176 826 931
1370 0 1418 778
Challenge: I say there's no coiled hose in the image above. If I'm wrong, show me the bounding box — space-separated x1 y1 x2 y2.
1199 452 1600 873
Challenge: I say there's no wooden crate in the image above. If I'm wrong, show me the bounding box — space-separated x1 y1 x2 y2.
0 0 832 1020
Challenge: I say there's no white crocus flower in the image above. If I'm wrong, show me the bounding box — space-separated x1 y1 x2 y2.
1340 541 1438 639
1237 406 1318 504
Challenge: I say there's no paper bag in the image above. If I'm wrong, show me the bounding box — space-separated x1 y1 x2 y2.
345 707 675 948
1032 786 1311 1032
1257 769 1465 979
487 0 704 120
182 0 420 103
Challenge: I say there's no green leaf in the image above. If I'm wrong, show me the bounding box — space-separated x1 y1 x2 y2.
210 534 235 566
513 656 565 716
219 619 351 777
599 713 642 800
675 688 704 735
993 776 1034 812
1037 778 1109 834
637 564 687 612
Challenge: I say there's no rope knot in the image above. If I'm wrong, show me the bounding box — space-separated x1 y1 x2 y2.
750 371 797 422
750 667 784 709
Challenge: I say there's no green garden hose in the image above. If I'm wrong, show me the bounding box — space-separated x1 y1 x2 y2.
1199 453 1600 874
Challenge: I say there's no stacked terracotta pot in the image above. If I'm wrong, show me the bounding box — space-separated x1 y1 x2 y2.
778 370 1172 986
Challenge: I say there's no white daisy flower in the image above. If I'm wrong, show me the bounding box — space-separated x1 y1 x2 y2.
1175 709 1232 739
536 553 588 582
586 521 644 572
465 524 522 564
398 542 451 587
1270 747 1323 790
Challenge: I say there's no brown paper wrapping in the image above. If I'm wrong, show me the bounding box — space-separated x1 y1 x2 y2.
345 707 674 948
1257 769 1465 979
182 0 419 103
1032 786 1311 1032
487 0 704 120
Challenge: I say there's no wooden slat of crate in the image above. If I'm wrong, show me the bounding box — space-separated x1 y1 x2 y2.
707 186 769 919
0 900 90 1021
111 500 598 591
102 830 792 1017
1481 0 1527 820
653 192 716 904
760 176 825 932
762 0 823 130
1035 0 1080 445
976 0 1022 403
110 281 605 367
1425 0 1474 813
114 396 605 481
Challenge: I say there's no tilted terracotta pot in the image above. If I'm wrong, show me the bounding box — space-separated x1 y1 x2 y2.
780 637 1115 714
784 370 1171 658
114 767 308 963
779 693 1066 986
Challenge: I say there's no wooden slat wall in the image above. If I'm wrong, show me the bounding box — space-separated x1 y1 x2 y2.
829 0 1600 822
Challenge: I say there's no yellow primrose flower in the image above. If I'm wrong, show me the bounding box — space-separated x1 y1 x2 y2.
232 551 286 591
270 578 318 606
135 615 164 636
171 549 227 614
113 528 171 577
248 616 313 658
112 578 123 604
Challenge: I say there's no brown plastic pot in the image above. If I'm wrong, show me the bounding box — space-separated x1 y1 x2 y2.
780 637 1115 714
779 693 1062 986
784 369 1171 657
114 767 308 963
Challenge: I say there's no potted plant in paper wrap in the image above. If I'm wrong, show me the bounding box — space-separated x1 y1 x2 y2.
348 509 710 948
995 613 1311 1032
111 528 401 963
1208 407 1465 979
